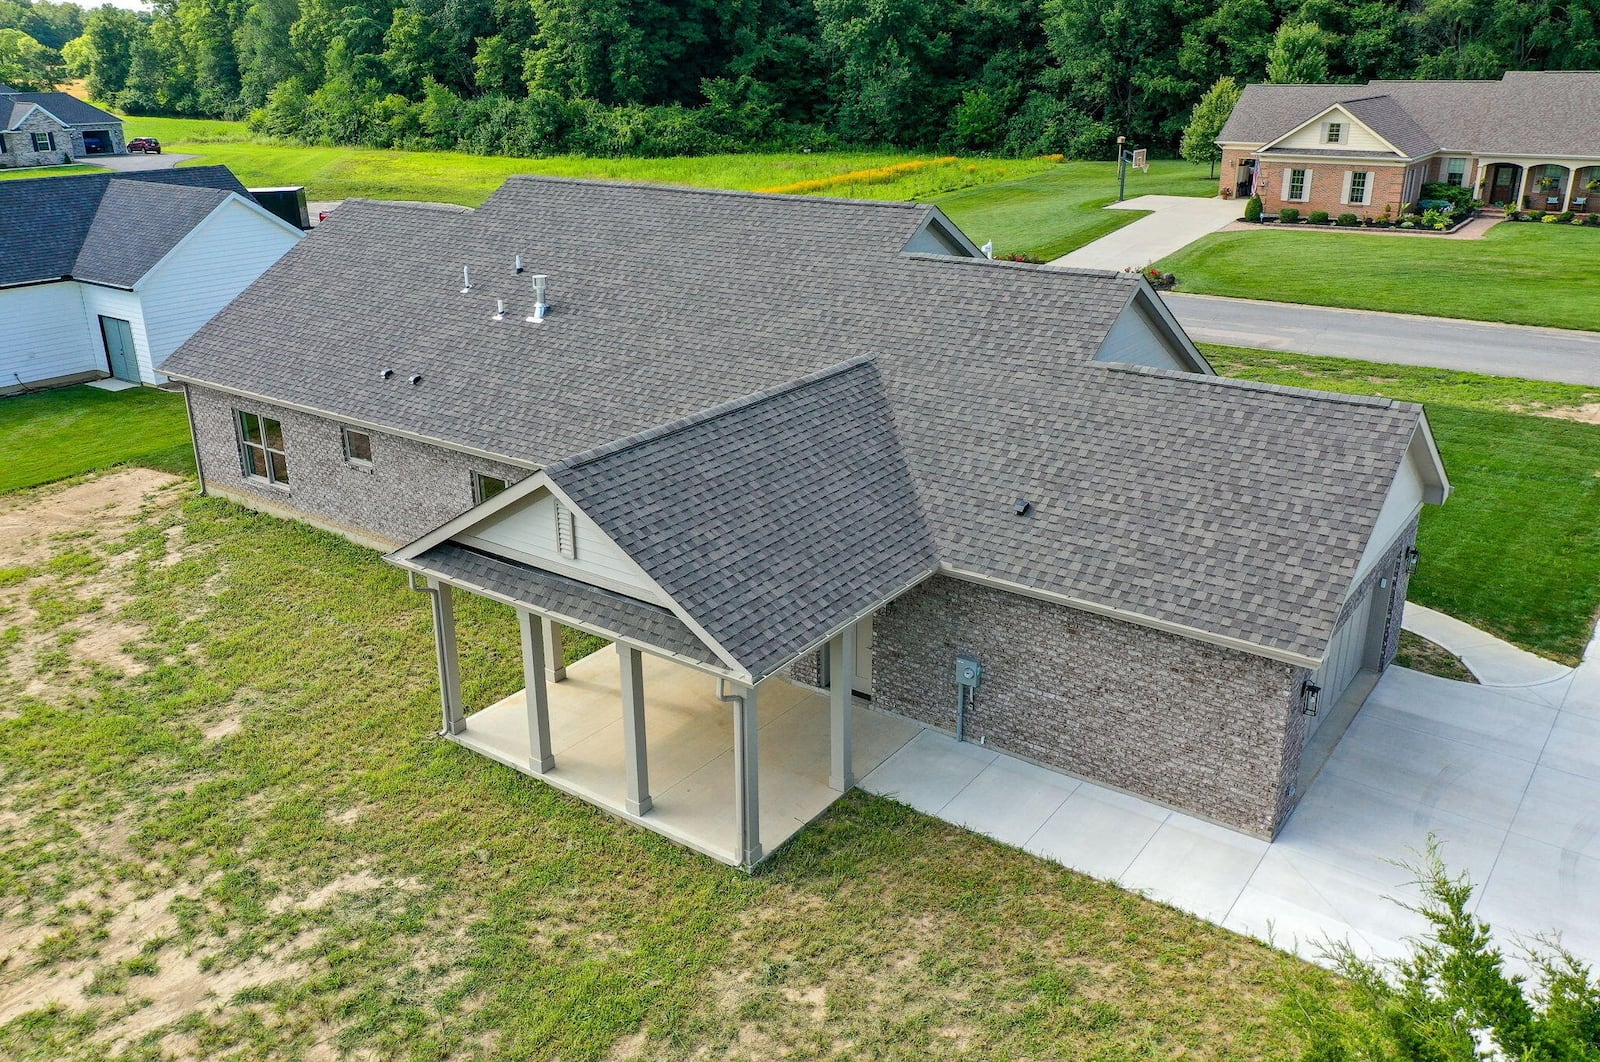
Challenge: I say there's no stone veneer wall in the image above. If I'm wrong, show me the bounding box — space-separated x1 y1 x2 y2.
872 574 1302 838
187 385 530 549
0 110 73 168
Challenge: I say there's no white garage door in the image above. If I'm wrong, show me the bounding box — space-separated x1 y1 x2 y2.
1309 587 1377 736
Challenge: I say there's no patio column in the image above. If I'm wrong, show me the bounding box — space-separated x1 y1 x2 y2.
1515 166 1532 209
542 619 566 683
619 646 652 815
517 609 555 774
732 683 762 867
1562 166 1577 212
429 579 465 736
828 630 856 792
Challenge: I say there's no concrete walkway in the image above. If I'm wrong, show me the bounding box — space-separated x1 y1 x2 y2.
1047 195 1241 272
1403 603 1572 688
861 618 1600 971
1167 292 1600 387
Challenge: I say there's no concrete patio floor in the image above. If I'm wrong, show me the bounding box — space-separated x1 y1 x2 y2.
452 645 920 866
862 659 1600 971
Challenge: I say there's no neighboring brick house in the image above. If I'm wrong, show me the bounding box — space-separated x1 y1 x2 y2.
0 167 303 392
161 178 1448 868
1218 71 1600 217
0 90 125 166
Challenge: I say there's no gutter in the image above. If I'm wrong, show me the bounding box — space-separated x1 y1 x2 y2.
180 383 206 496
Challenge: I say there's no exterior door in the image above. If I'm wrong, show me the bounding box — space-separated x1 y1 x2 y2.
1308 588 1376 736
1488 165 1520 207
100 316 138 382
853 616 873 697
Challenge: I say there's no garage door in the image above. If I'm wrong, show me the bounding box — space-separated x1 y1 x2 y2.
1309 587 1376 736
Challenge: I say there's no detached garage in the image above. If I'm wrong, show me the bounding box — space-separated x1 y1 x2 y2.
0 166 302 393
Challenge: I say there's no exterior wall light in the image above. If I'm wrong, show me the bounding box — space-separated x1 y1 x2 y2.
1300 680 1321 717
1405 547 1421 574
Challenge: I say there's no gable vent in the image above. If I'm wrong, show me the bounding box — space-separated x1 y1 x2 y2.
554 501 577 559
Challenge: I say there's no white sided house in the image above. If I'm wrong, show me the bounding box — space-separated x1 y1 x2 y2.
0 167 303 393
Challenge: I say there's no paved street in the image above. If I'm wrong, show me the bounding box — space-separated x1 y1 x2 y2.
1166 292 1600 387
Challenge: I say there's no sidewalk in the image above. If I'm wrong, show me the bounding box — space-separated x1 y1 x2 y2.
1046 195 1240 272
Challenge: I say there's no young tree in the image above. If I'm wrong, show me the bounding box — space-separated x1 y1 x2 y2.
1179 75 1239 178
1291 841 1600 1060
1265 20 1328 84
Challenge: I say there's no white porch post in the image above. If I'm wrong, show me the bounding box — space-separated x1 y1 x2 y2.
1515 166 1532 209
1562 165 1576 212
429 579 465 736
828 631 855 792
732 683 762 867
542 618 566 683
619 646 651 815
517 609 555 773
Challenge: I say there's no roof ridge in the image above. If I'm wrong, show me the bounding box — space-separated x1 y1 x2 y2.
1103 363 1416 412
546 356 879 476
900 251 1129 280
336 197 475 214
495 173 931 211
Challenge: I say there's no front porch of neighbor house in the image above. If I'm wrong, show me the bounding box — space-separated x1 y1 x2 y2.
450 641 920 867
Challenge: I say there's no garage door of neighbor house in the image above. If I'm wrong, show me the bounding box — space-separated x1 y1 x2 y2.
1309 586 1377 737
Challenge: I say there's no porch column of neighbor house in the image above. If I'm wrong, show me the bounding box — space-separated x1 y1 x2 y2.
517 609 555 774
429 579 465 736
828 630 856 792
732 683 762 867
1515 166 1533 208
542 618 566 683
1562 166 1578 211
619 646 652 815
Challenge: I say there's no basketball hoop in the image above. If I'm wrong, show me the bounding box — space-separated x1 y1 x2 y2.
1132 148 1149 173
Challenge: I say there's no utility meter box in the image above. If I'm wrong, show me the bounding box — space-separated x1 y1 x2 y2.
955 656 981 688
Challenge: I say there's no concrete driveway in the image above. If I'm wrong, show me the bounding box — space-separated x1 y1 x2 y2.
89 152 196 172
1046 194 1241 272
861 639 1600 970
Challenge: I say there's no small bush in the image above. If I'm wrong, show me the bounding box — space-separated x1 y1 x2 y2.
1336 213 1358 226
1421 181 1474 214
1244 194 1262 222
1308 210 1330 225
1556 210 1574 222
1528 210 1546 222
1279 207 1300 223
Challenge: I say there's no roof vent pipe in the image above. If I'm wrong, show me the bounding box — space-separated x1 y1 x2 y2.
460 265 471 293
527 274 549 322
514 254 523 274
493 299 505 321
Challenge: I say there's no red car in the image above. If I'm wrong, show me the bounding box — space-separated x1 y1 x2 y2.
127 137 161 154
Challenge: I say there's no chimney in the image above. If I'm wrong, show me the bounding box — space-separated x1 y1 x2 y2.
527 274 549 322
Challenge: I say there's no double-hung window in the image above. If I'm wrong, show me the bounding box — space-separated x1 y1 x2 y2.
471 472 507 505
32 131 54 152
1288 168 1307 201
1446 158 1467 186
1347 170 1370 206
1326 122 1342 144
342 426 373 467
237 410 289 486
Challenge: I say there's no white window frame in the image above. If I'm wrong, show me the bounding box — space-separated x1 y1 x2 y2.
1344 170 1371 206
236 410 289 487
471 472 508 505
1326 122 1342 144
1285 168 1310 202
341 426 373 468
1445 157 1468 187
31 131 54 152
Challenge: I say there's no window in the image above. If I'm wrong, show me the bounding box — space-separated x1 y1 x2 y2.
31 131 54 152
472 472 507 505
341 427 373 466
1446 157 1468 187
1288 168 1307 201
1326 122 1342 144
1348 170 1370 205
236 411 289 486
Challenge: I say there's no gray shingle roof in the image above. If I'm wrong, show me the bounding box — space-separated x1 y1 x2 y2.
1219 72 1600 159
412 543 724 667
0 91 120 128
1341 95 1438 156
0 166 248 288
545 358 938 681
167 177 1429 663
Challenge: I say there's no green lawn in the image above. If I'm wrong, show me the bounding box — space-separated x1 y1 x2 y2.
0 386 193 493
936 160 1216 260
0 164 102 180
0 409 1336 1057
1204 345 1600 664
1163 223 1600 332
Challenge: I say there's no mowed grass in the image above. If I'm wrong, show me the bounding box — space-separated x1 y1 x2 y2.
1204 344 1600 664
1162 223 1600 332
0 461 1337 1057
0 386 194 493
936 160 1217 260
0 164 102 180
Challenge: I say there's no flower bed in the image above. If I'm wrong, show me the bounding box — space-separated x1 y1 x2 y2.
1502 209 1600 227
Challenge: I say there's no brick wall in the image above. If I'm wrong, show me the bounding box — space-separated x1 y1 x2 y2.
0 110 72 168
1252 159 1414 218
187 385 530 549
872 574 1303 838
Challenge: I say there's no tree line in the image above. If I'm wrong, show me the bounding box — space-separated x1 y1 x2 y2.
25 0 1600 159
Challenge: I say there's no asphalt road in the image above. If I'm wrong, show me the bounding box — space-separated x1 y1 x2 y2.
1164 292 1600 387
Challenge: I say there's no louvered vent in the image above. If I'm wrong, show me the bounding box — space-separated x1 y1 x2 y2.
554 502 577 559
